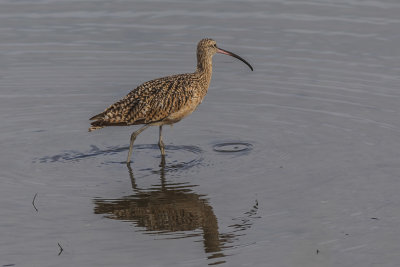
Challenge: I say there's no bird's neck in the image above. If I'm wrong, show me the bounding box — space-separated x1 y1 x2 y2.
195 54 213 86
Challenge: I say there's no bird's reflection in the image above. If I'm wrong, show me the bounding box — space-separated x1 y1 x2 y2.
93 156 232 263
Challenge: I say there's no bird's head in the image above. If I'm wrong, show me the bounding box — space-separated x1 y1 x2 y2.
197 38 253 71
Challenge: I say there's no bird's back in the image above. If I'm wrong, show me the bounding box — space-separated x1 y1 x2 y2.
89 72 207 131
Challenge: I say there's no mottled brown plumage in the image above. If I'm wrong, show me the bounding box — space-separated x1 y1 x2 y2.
89 38 253 163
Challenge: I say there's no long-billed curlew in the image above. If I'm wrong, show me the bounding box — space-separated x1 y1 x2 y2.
89 38 253 163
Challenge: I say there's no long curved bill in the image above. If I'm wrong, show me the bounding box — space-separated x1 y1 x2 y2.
217 47 254 71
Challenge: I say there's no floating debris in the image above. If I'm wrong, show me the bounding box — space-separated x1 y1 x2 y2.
58 242 64 256
32 193 38 212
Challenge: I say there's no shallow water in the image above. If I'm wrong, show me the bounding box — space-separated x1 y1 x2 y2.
1 0 400 266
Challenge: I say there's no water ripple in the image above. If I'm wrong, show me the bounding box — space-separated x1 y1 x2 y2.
34 144 204 172
213 142 253 154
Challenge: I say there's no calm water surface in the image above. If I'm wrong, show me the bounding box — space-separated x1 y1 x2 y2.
1 0 400 266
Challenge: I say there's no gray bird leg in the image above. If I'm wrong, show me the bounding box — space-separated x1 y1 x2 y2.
158 125 165 156
126 124 150 163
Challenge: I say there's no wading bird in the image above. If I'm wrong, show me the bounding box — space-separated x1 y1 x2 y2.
89 38 253 163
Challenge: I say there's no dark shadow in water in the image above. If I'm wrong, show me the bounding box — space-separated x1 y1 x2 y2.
34 144 203 168
34 144 124 163
93 156 259 265
35 141 253 164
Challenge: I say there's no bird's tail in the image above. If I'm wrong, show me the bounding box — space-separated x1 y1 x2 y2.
88 125 104 132
88 120 105 132
89 111 106 132
89 106 133 132
89 117 129 132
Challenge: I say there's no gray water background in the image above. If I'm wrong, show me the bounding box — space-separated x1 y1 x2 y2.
1 0 400 266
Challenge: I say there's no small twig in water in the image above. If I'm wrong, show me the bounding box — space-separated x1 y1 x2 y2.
58 242 64 256
32 193 38 212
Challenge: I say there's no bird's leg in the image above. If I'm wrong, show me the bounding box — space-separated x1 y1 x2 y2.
126 125 150 164
158 125 165 156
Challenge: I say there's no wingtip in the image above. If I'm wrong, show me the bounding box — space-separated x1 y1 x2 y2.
89 111 106 121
